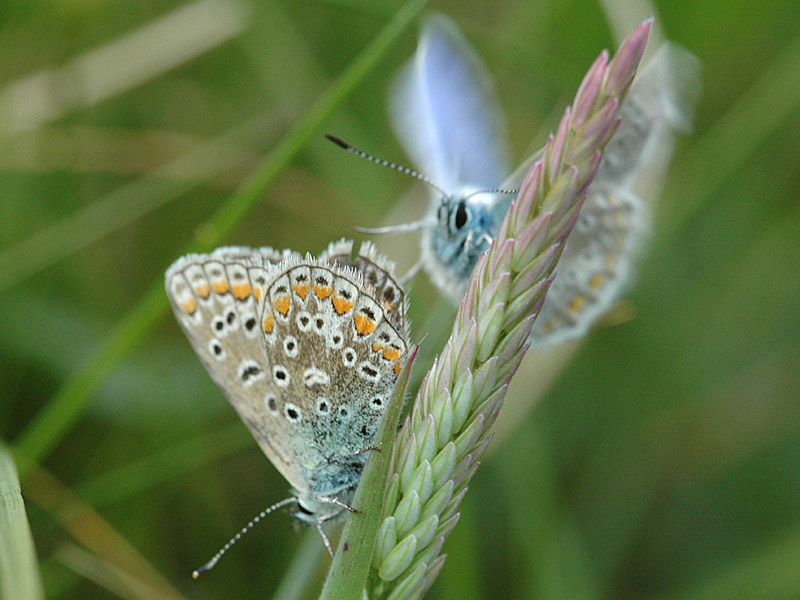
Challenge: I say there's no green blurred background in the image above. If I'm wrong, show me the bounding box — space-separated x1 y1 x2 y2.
1 0 799 598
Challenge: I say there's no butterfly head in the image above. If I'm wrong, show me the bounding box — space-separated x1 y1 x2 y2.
422 188 513 293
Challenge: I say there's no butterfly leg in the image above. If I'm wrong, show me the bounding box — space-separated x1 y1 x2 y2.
399 258 425 285
317 495 363 514
328 445 381 462
315 520 334 557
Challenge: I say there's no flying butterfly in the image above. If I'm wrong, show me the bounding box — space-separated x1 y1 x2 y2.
333 15 700 345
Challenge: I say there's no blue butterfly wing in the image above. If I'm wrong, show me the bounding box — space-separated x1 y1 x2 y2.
389 14 510 191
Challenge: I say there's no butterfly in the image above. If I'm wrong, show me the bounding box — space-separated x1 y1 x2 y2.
385 14 700 345
165 239 408 567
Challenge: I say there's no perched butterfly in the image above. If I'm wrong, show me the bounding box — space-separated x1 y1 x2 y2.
376 14 699 345
165 239 408 571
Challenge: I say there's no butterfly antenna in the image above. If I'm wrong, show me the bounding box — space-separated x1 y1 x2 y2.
465 187 518 199
192 497 298 578
325 134 450 199
354 220 430 235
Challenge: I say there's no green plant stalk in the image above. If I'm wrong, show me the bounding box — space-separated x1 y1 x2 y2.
318 349 418 600
0 445 45 600
11 0 429 478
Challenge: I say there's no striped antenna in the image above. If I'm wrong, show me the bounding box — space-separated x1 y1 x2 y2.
465 187 518 198
192 497 298 578
325 134 450 199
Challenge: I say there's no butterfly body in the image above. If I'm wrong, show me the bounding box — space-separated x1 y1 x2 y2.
165 240 408 525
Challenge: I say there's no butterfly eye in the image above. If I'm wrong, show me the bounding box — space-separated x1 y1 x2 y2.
452 201 469 231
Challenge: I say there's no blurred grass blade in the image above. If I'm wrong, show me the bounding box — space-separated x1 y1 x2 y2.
319 348 417 600
11 0 429 476
0 445 45 600
24 465 186 599
0 114 274 294
0 0 249 136
659 27 800 243
269 529 326 600
55 543 181 600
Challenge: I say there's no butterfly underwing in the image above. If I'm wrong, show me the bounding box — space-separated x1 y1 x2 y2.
165 240 409 527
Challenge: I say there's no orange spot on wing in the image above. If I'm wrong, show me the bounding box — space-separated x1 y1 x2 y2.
195 283 210 299
332 295 354 315
315 285 332 300
263 312 274 333
253 287 263 301
293 283 310 300
181 298 197 314
273 295 291 315
568 296 585 315
212 279 229 294
382 346 401 362
354 314 376 335
383 300 395 312
232 283 252 300
589 274 604 293
394 362 402 375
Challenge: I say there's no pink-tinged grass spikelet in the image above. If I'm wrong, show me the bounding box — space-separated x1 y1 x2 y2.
361 19 653 600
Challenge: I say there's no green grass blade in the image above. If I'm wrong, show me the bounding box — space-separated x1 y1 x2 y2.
319 348 417 600
0 114 274 294
54 543 184 600
658 28 800 244
11 0 428 477
0 445 45 600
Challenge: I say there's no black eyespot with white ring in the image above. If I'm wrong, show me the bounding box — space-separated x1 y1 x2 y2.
283 335 299 358
327 328 344 349
272 365 290 387
208 339 226 360
316 398 330 415
224 307 239 330
369 396 385 412
296 311 312 333
313 313 329 335
211 315 227 337
242 312 258 338
342 347 357 368
284 402 301 424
